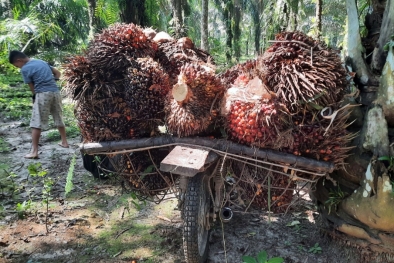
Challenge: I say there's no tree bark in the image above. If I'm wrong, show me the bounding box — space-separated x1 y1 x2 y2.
170 0 186 38
345 0 377 85
251 0 263 55
224 0 233 64
315 0 322 38
371 0 394 72
233 0 242 61
201 0 209 51
87 0 97 39
120 0 146 26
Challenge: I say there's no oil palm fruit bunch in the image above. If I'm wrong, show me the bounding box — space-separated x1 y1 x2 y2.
283 106 356 168
165 62 224 137
155 37 214 85
219 59 259 88
124 57 171 130
63 24 171 142
87 23 157 73
258 31 348 111
226 98 292 149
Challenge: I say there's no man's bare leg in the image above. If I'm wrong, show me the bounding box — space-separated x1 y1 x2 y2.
57 126 69 148
25 127 41 158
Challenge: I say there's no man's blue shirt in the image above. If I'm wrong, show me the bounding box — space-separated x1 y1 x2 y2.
21 59 59 93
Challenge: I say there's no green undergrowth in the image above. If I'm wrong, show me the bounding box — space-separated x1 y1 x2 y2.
0 137 10 153
0 84 32 121
95 222 163 260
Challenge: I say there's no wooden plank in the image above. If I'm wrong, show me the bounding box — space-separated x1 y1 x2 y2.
80 136 335 173
160 146 210 177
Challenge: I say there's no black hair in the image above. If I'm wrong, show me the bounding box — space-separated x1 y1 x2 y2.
9 50 28 64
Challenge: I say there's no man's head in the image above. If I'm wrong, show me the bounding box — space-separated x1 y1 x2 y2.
9 50 29 68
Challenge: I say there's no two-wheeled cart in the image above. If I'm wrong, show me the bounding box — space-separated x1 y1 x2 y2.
80 136 334 263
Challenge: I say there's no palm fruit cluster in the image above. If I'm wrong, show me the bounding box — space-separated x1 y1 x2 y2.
232 162 296 213
119 150 179 196
221 31 353 169
226 99 292 148
257 31 348 111
155 37 214 85
219 59 258 88
165 62 224 137
63 24 171 143
87 23 156 73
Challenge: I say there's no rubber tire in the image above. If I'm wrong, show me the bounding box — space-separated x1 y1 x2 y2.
183 172 210 263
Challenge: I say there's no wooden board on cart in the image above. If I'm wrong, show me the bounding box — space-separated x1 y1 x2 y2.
160 146 213 177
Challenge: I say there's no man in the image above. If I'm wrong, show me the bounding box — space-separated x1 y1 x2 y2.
9 50 69 159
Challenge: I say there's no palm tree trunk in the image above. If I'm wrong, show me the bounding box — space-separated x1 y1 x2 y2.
170 0 186 38
87 0 97 39
233 0 242 61
345 0 377 85
315 0 322 38
120 0 146 26
372 0 394 71
201 0 209 51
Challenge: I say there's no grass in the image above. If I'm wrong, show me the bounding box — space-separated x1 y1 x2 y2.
96 221 164 260
0 137 10 153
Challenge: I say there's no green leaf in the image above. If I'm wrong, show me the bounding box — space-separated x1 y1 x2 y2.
378 156 391 161
142 165 155 174
65 154 76 196
242 256 257 263
286 220 300 227
267 257 285 263
257 251 267 263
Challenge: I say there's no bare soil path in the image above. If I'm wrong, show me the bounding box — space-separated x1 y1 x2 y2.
0 118 361 263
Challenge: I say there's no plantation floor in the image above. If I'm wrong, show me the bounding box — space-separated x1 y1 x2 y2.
0 118 362 263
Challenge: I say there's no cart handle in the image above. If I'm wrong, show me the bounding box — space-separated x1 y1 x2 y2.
80 136 335 173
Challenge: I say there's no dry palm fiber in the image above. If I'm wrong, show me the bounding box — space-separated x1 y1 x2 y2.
87 23 157 72
155 37 214 85
258 31 348 111
119 150 179 196
165 62 224 137
232 162 295 213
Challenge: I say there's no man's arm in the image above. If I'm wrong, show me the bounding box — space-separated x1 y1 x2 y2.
51 67 61 80
28 83 35 94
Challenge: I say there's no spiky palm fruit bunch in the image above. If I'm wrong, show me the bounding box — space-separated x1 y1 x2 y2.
219 60 259 88
74 95 147 142
124 57 171 122
258 31 348 111
64 37 171 142
155 37 214 85
227 99 292 149
233 162 295 213
62 55 94 102
87 23 157 72
283 106 356 167
120 150 179 196
165 63 224 137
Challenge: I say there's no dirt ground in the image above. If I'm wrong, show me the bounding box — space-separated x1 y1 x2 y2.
0 118 363 263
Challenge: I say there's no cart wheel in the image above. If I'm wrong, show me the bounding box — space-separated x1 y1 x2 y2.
183 172 211 263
